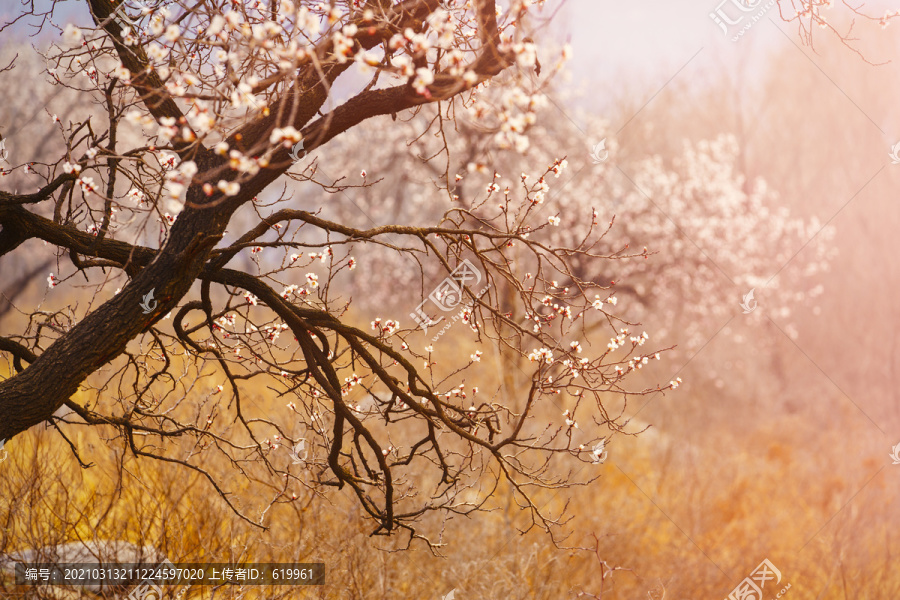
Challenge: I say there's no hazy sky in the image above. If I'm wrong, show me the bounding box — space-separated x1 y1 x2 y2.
557 0 900 136
559 0 897 76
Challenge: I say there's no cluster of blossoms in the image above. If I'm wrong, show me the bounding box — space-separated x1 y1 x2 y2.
124 110 157 129
156 117 181 145
528 347 554 363
281 284 305 299
54 0 551 161
330 24 358 64
259 322 290 342
877 9 900 28
163 160 197 206
561 356 590 379
606 328 645 352
308 247 333 263
213 144 265 177
214 313 237 331
539 294 574 321
463 69 568 153
269 126 302 146
442 383 468 400
592 295 618 310
534 133 834 353
216 180 240 196
184 99 217 134
76 176 97 195
342 373 363 396
625 352 658 371
370 318 400 336
62 162 82 175
528 175 551 205
126 188 145 205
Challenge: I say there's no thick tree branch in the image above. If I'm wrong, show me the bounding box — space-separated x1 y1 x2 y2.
0 0 517 445
0 173 76 207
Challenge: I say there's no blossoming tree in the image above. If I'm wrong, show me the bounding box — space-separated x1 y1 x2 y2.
2 0 876 550
0 0 682 546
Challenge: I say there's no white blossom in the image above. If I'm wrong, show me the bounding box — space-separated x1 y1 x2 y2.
216 180 240 196
63 24 82 46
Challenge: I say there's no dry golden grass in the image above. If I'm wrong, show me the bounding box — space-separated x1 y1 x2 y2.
2 331 898 600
